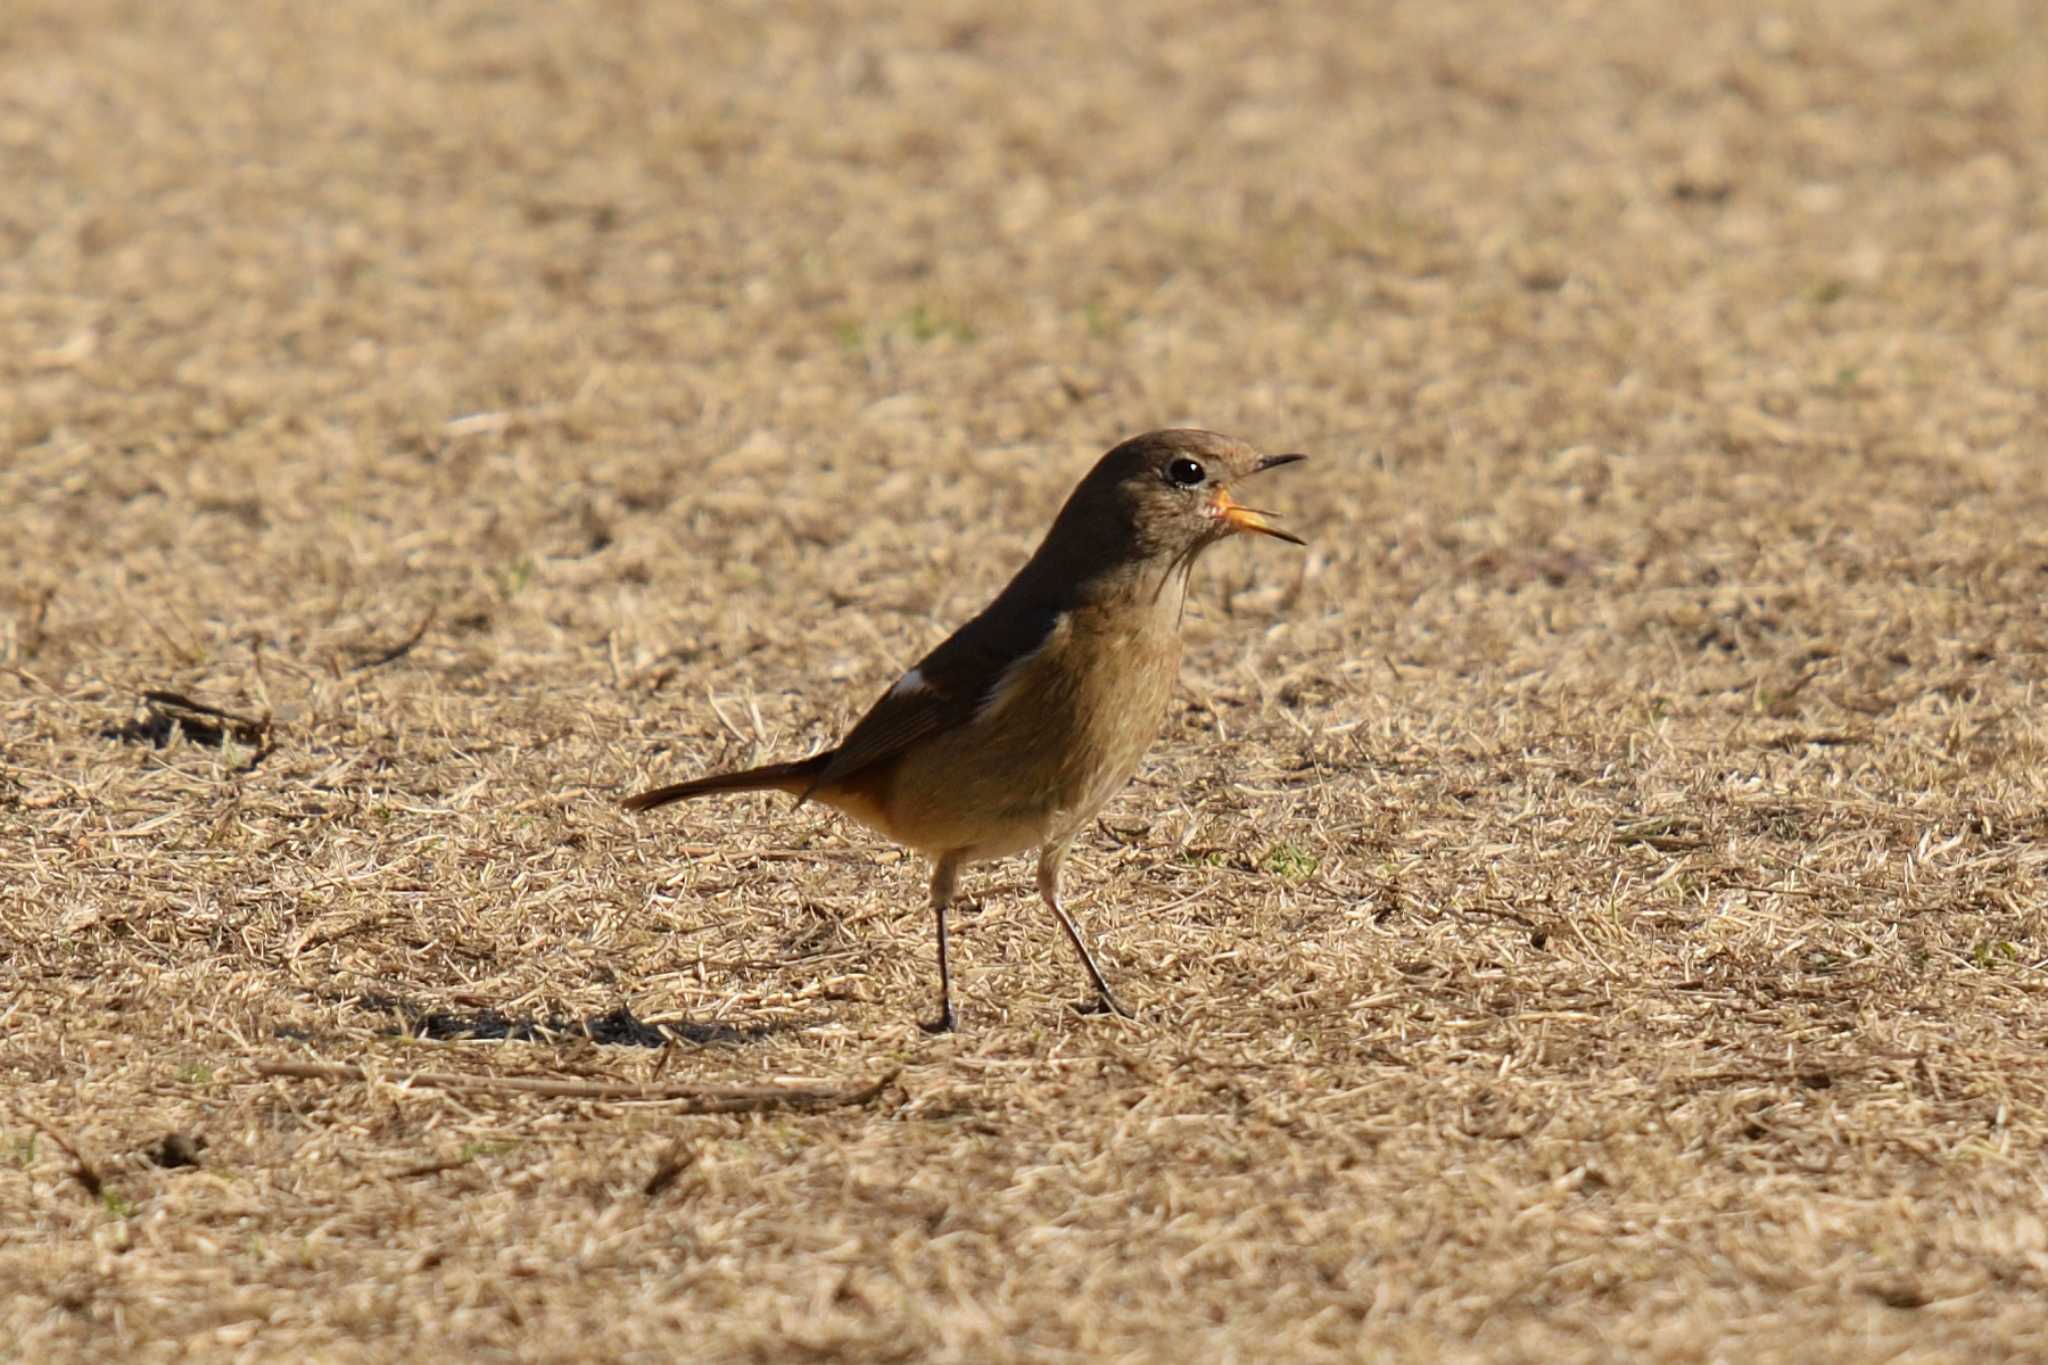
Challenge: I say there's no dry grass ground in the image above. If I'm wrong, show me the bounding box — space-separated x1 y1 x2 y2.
4 0 2047 1359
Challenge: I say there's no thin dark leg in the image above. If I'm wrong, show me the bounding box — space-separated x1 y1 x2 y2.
920 854 963 1033
1037 843 1132 1018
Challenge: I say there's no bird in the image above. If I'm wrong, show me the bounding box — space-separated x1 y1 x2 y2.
624 429 1307 1031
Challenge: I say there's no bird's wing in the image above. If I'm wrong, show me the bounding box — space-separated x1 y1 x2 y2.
805 600 1065 798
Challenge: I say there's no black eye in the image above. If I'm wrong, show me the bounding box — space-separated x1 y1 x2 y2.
1165 457 1207 487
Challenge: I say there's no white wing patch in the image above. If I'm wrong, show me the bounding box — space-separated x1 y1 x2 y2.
888 667 930 698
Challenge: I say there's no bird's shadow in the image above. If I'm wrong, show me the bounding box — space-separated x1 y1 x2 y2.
332 994 801 1048
102 690 275 771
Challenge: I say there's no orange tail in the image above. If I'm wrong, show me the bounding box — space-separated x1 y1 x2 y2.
621 754 829 813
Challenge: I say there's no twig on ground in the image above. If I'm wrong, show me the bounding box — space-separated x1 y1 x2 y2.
142 689 270 745
11 1110 105 1198
251 1059 900 1112
347 608 436 672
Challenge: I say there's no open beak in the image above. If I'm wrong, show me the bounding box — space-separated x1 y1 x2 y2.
1213 454 1307 544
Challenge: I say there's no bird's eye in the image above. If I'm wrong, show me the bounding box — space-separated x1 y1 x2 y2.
1165 457 1207 487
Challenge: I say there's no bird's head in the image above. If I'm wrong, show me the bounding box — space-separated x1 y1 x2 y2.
1050 428 1307 578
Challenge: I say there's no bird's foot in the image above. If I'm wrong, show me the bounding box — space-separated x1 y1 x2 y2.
1072 992 1137 1021
919 1005 959 1035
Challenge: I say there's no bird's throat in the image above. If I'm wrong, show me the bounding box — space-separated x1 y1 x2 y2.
1145 546 1200 625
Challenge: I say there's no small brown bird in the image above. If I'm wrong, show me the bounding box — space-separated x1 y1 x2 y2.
624 429 1306 1031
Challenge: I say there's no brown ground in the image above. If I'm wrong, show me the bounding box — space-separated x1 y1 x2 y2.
5 1 2047 1360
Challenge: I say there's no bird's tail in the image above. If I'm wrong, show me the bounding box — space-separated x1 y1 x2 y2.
621 754 829 813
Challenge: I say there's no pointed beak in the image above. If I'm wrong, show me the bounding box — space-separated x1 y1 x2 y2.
1211 485 1306 545
1211 453 1306 544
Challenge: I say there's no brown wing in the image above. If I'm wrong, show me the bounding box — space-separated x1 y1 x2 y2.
804 598 1064 801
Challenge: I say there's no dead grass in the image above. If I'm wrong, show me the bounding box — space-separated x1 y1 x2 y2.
5 0 2048 1359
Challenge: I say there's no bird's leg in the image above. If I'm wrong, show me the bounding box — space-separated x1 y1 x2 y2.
1037 841 1133 1018
920 853 964 1034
